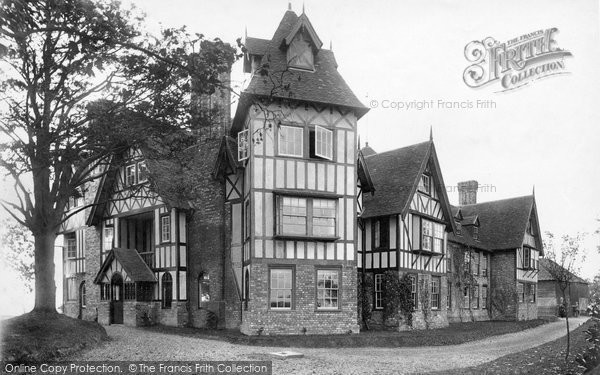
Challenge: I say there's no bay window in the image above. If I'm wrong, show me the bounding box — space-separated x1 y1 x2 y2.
276 195 337 238
418 218 444 254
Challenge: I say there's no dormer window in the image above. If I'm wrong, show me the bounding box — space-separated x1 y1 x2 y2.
287 33 314 71
455 221 462 236
473 226 479 240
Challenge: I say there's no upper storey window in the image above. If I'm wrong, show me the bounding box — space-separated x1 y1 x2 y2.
287 33 314 71
278 125 333 161
418 174 431 195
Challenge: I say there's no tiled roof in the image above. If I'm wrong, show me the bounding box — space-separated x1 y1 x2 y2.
94 248 156 284
448 207 487 251
538 258 588 284
361 142 431 218
245 37 269 56
449 196 538 251
360 144 377 157
232 10 368 133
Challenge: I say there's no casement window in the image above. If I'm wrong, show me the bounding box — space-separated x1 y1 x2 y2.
160 215 171 243
311 126 333 160
529 284 536 303
316 269 340 310
65 233 77 259
447 280 452 309
276 196 336 238
527 218 535 235
374 217 389 249
287 33 314 71
103 225 114 252
418 174 431 194
410 274 418 309
137 161 149 183
199 274 210 306
162 273 173 309
482 285 488 309
125 164 136 186
431 276 441 310
473 252 480 276
517 282 525 303
80 282 86 308
278 125 304 157
237 129 249 161
482 253 488 276
374 274 384 310
523 247 535 270
124 282 136 300
420 219 444 253
473 226 479 240
462 286 469 309
270 268 293 309
455 221 462 236
100 284 111 301
463 251 471 273
66 278 77 301
473 285 480 309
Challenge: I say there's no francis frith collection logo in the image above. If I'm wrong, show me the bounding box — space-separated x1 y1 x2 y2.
463 28 572 92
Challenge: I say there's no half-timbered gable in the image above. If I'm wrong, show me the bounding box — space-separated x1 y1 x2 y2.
229 8 368 335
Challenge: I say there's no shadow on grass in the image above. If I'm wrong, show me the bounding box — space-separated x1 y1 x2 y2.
0 311 108 363
141 318 554 348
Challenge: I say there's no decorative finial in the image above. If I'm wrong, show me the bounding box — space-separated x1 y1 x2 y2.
532 185 535 196
429 125 433 141
329 40 332 50
302 2 305 13
288 2 292 10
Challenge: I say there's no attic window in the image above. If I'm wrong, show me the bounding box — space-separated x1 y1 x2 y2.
287 33 314 71
418 174 431 195
455 221 462 236
473 226 479 240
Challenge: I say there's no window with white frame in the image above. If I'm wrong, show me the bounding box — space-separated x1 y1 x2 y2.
482 253 488 276
270 268 293 309
137 161 149 183
313 125 333 160
421 219 444 253
523 247 534 269
410 274 418 309
66 233 77 259
446 280 452 309
160 215 171 243
125 164 136 186
482 285 488 309
374 274 383 310
418 174 431 194
473 251 480 275
103 225 114 251
316 269 340 310
278 126 303 157
518 282 525 303
473 285 480 309
431 276 440 310
528 283 536 303
237 129 249 161
276 196 336 238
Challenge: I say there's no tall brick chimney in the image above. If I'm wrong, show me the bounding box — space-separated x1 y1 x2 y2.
458 180 478 205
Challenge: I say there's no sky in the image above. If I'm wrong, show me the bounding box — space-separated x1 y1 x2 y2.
1 0 599 315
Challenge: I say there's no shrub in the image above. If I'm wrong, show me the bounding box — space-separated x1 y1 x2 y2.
382 271 413 326
576 319 600 373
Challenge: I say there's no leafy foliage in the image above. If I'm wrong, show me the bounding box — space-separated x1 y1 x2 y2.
418 278 431 329
357 275 372 326
0 218 34 291
451 245 478 321
576 319 600 373
382 271 413 326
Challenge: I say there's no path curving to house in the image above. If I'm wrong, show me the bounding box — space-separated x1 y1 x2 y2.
71 317 589 374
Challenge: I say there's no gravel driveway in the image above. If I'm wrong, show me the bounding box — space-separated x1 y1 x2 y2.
71 317 589 374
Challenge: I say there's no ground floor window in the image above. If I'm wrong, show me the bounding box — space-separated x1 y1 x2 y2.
528 283 536 303
124 282 136 300
410 275 418 309
316 269 340 310
473 285 479 309
79 282 86 308
431 276 440 310
518 282 525 303
66 278 77 301
162 273 173 309
100 283 110 301
270 268 293 310
462 286 469 309
199 274 210 307
374 274 383 310
482 285 488 309
446 280 452 309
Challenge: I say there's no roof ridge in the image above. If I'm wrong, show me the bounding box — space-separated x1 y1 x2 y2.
457 194 533 207
364 140 431 158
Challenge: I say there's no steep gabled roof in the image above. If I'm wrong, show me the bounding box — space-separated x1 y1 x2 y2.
93 248 156 284
357 149 375 194
232 10 368 133
361 141 455 231
245 37 270 56
283 13 323 49
213 135 243 178
448 206 487 251
538 258 588 284
452 195 542 252
360 143 377 157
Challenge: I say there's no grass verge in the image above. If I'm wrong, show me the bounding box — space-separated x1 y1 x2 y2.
0 311 108 363
432 318 595 375
144 318 551 348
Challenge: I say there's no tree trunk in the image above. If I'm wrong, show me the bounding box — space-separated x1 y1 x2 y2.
33 231 58 313
562 288 570 360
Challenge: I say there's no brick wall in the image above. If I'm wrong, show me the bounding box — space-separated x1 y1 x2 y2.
241 262 359 335
490 250 518 320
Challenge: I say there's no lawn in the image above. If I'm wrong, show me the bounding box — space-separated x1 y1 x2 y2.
145 318 552 348
431 319 599 375
0 311 108 363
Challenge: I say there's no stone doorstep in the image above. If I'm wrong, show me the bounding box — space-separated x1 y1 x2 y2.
269 351 305 359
